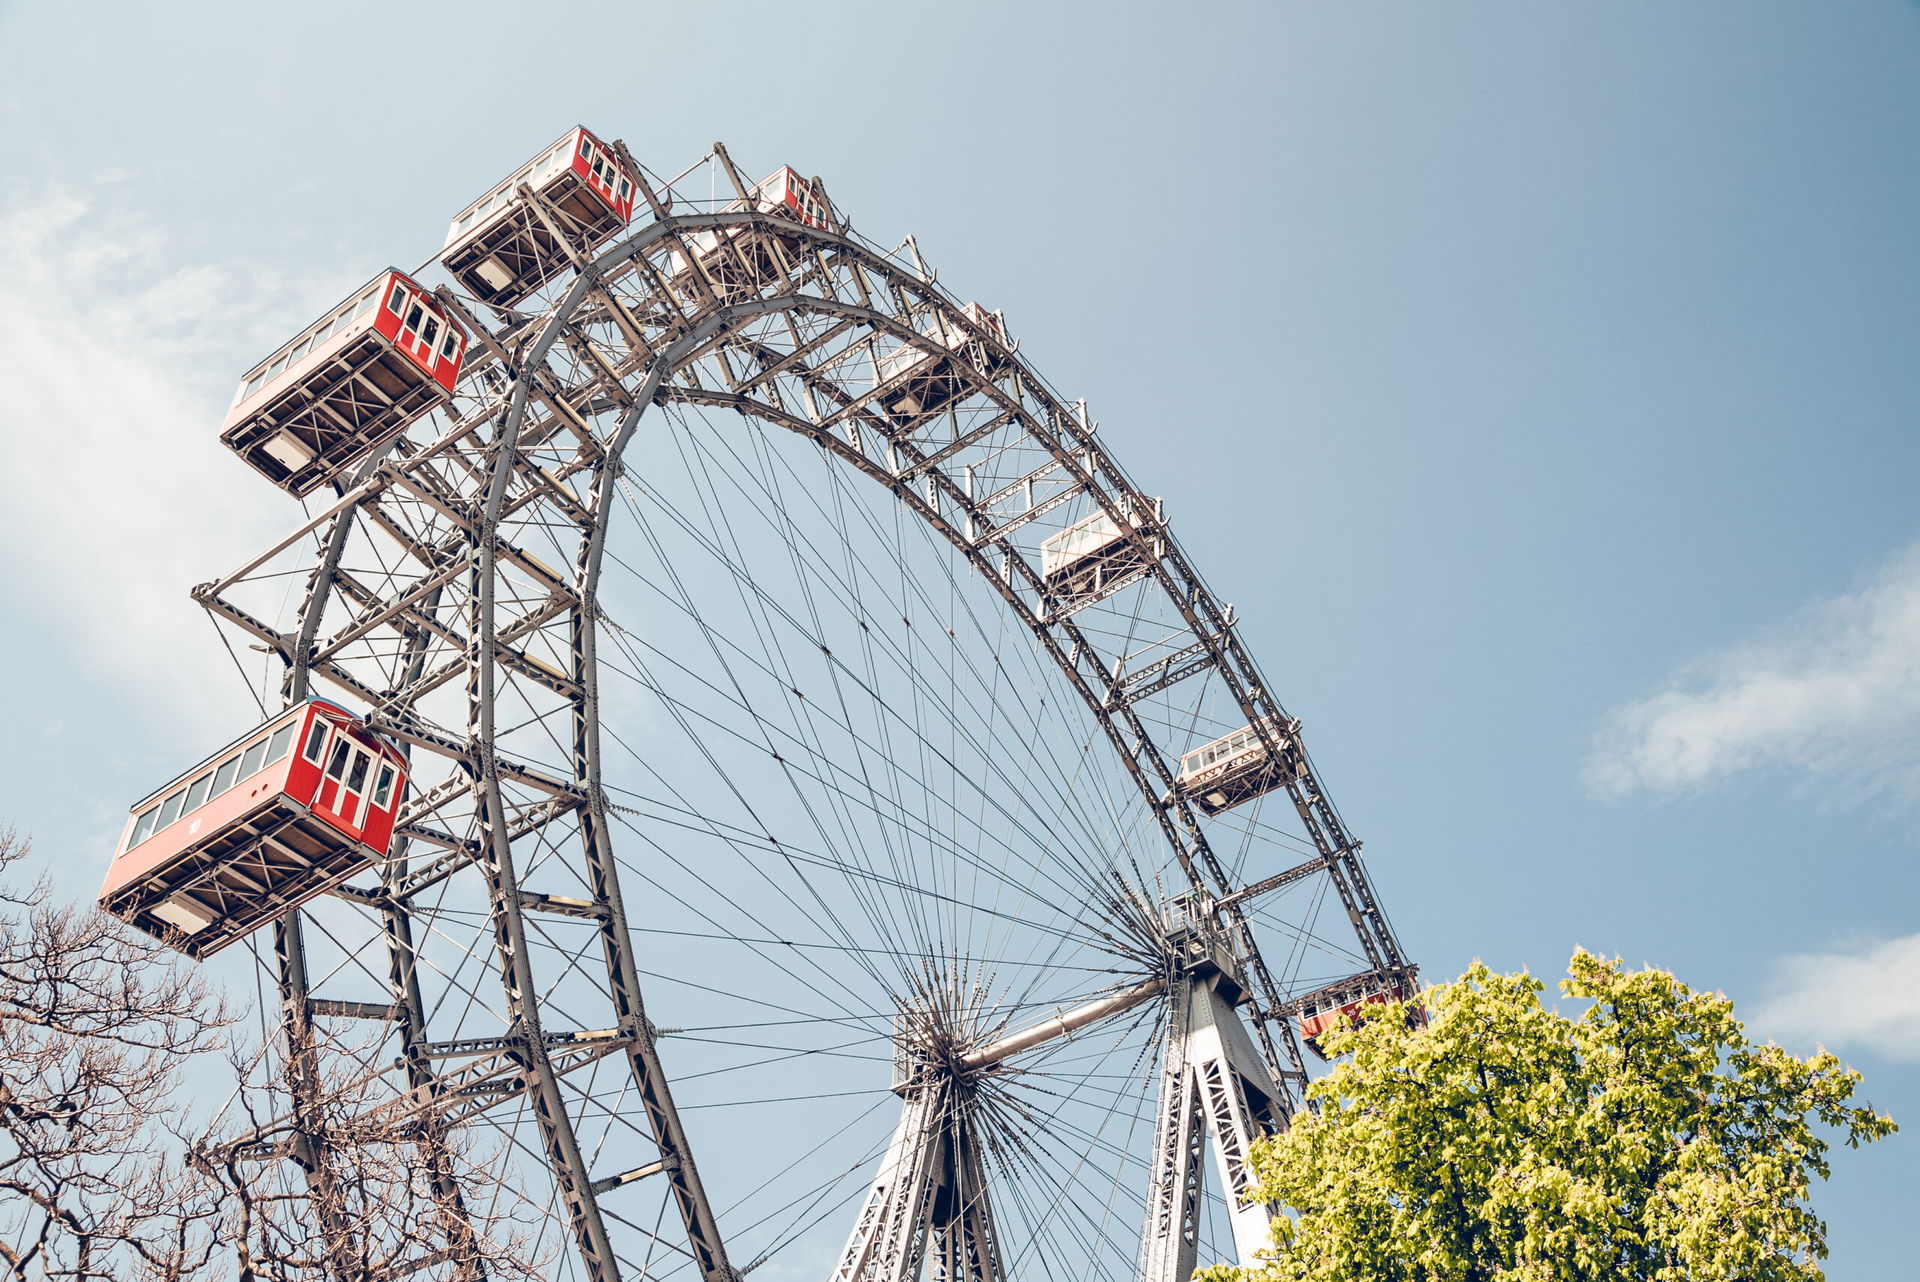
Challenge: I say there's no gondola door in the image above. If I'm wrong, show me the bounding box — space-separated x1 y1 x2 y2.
313 732 374 835
397 302 440 370
387 280 437 370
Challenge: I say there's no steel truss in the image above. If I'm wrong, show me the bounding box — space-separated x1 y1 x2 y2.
833 1076 1002 1282
198 139 1412 1280
1140 972 1285 1280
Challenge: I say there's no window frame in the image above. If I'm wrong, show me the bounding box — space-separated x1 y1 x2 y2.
371 763 397 811
157 788 188 830
344 749 370 795
237 738 270 780
126 806 161 851
183 772 215 814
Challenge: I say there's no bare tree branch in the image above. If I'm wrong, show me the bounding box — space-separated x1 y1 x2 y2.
0 827 548 1281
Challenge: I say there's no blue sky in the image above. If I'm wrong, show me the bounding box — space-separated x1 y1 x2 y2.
0 1 1915 1274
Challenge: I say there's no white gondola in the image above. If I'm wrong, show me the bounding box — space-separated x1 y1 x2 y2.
872 302 1008 426
1038 501 1160 603
1175 716 1300 815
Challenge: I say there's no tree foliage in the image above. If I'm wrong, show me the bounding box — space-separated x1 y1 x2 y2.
1201 950 1896 1282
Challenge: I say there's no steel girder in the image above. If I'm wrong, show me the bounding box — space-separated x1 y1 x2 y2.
830 1077 1003 1282
1139 974 1284 1282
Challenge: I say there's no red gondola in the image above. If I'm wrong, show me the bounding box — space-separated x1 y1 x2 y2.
743 165 833 233
220 269 467 496
668 165 835 299
1294 969 1420 1059
442 125 637 306
1039 495 1161 606
100 700 408 959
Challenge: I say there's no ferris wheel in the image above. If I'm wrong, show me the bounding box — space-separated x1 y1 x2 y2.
99 129 1416 1281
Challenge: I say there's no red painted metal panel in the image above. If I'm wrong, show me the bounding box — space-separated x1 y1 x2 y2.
296 707 407 846
374 271 468 389
373 275 405 344
572 126 636 223
282 704 326 810
752 166 832 232
99 700 408 910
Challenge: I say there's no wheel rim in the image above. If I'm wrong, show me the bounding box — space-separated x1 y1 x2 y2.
196 145 1412 1281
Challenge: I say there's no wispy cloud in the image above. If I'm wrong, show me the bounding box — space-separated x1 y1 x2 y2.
1586 543 1920 803
0 187 338 732
1750 933 1920 1063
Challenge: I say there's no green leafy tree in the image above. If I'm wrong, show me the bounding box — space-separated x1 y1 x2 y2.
1201 950 1895 1282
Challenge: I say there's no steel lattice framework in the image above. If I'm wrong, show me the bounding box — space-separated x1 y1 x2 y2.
195 139 1414 1282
